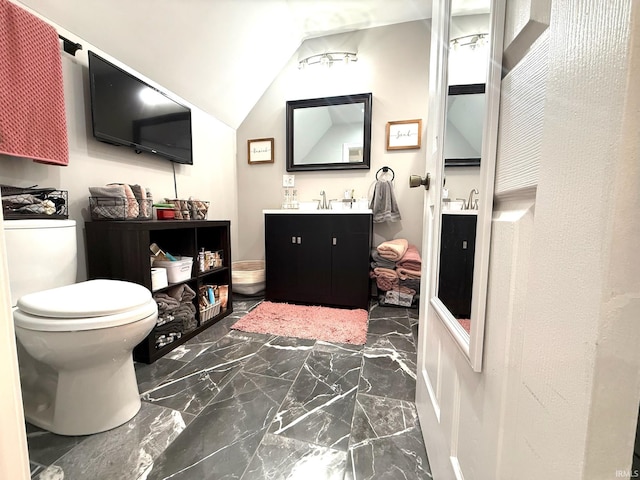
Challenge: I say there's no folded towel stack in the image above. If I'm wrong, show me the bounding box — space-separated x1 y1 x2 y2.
152 283 197 348
399 277 420 292
369 239 423 306
370 267 399 291
395 244 422 285
397 267 421 280
397 244 421 271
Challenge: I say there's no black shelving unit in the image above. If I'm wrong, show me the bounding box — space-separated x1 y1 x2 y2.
85 219 233 363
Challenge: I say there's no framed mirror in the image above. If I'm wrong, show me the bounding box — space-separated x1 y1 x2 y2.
286 93 372 172
427 0 505 371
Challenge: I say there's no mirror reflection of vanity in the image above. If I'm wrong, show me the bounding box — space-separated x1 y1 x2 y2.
439 83 485 325
427 0 503 370
436 8 490 333
286 93 372 172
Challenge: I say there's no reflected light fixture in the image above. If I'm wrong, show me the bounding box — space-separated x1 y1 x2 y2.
450 33 489 51
298 52 358 69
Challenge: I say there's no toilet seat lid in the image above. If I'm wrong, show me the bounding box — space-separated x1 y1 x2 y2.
14 298 157 331
16 279 153 318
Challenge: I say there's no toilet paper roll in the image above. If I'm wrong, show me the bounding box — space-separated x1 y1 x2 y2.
151 267 168 291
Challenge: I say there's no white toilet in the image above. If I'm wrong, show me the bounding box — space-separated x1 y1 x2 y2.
4 219 158 436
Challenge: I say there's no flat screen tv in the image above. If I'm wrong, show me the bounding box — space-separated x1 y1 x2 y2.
88 51 193 165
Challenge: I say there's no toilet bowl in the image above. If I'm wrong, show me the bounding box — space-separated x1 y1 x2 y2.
13 279 157 436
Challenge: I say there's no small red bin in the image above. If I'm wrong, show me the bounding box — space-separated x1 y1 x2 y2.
156 209 175 220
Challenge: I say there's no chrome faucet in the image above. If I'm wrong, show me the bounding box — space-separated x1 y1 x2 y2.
319 190 328 209
456 198 468 210
467 188 479 210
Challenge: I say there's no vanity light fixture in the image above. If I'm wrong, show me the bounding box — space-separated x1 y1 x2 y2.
450 33 489 51
298 52 358 69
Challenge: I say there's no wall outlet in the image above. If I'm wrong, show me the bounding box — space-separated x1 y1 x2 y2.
282 175 295 187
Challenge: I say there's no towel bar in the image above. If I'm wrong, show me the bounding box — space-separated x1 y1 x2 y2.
58 35 82 56
375 166 395 181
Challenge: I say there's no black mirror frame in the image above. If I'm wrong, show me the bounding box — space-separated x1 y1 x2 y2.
444 83 485 167
286 93 372 172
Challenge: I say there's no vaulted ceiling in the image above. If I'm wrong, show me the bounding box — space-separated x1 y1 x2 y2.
19 0 486 129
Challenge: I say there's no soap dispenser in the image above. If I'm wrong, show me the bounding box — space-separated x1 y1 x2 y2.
282 188 291 209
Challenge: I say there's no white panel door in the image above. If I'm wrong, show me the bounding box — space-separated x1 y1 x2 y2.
414 0 457 477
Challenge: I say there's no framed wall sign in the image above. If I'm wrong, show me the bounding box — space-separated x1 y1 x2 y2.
386 119 422 150
248 138 274 164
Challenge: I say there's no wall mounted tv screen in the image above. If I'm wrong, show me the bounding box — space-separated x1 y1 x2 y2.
88 51 193 165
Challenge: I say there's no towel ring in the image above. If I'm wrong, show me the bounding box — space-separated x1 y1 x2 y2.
376 166 395 181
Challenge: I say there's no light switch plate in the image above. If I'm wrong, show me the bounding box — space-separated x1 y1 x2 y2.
282 175 295 187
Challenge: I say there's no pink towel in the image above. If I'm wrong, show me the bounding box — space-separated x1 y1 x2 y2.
397 244 422 270
0 0 69 166
371 267 399 291
396 266 421 280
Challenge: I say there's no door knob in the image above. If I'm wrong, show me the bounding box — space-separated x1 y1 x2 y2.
409 173 430 190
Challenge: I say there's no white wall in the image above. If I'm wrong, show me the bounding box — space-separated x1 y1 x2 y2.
0 14 239 282
0 8 238 477
444 165 480 201
235 21 431 261
299 124 362 165
421 0 640 478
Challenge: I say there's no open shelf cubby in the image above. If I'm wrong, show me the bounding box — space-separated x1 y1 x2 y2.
85 219 233 364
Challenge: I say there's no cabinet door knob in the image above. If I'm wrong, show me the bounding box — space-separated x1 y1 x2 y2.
291 236 296 244
332 237 337 245
297 236 302 244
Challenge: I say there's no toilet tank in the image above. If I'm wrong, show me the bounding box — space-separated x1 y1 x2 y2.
3 219 77 306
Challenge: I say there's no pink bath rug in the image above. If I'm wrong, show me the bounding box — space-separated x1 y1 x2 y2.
458 319 471 333
232 301 369 345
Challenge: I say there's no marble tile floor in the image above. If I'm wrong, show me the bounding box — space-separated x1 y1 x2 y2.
26 297 431 480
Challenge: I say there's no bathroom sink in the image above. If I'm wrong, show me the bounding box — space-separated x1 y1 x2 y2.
443 200 465 211
331 199 369 211
298 201 319 211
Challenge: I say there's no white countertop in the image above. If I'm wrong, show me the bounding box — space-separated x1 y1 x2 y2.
442 210 478 215
263 209 372 214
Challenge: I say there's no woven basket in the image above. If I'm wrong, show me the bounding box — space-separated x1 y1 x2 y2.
199 301 221 323
232 260 265 295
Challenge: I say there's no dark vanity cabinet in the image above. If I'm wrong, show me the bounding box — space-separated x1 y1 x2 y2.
265 213 372 309
438 213 477 319
85 220 233 363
